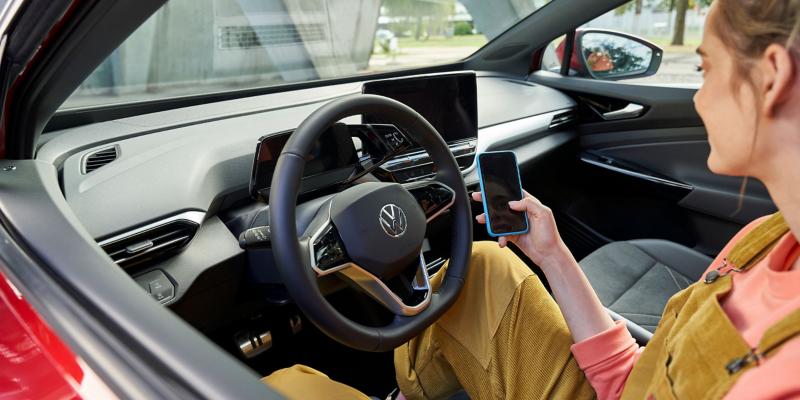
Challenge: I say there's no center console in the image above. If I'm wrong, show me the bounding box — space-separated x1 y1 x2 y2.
379 140 476 182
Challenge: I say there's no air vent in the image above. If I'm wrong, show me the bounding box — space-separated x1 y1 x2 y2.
550 109 577 131
83 146 118 174
100 220 199 269
218 23 327 49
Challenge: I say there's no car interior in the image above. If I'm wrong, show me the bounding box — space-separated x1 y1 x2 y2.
0 0 778 398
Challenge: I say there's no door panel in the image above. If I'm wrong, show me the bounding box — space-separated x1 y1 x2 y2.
526 72 776 260
601 141 776 224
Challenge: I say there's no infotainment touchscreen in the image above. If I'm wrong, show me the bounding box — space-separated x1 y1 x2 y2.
361 71 477 148
249 124 358 200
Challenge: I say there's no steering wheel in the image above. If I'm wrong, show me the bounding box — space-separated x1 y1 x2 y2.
269 94 473 352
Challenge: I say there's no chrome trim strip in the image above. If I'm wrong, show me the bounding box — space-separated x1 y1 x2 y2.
112 235 190 265
386 152 474 173
425 257 447 273
461 109 573 175
97 211 206 247
402 181 456 222
601 103 644 121
336 253 431 316
580 158 694 190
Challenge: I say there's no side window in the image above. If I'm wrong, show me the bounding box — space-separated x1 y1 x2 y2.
541 0 708 84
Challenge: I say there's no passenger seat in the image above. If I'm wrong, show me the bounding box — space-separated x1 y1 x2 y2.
579 239 713 342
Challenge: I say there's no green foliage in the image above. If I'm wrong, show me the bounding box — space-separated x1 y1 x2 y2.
454 21 473 36
615 2 635 15
616 0 712 14
383 0 456 39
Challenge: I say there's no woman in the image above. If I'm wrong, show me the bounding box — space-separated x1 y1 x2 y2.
264 0 800 398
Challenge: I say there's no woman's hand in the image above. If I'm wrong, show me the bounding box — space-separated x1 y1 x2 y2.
473 191 573 269
474 190 615 343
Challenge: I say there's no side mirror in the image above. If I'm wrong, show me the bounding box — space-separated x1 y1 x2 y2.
573 29 662 81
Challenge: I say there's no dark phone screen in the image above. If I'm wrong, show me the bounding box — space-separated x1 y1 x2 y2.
479 152 528 235
251 124 358 197
362 73 477 148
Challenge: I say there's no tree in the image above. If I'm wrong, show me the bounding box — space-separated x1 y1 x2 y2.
383 0 454 41
635 0 643 14
671 0 713 45
671 0 689 45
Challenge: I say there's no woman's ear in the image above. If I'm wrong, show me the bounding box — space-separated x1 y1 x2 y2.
761 43 796 118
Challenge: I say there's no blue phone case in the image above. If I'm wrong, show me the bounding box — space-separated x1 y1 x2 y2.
476 151 529 237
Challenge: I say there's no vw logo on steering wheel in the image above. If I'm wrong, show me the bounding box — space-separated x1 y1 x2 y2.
380 204 407 237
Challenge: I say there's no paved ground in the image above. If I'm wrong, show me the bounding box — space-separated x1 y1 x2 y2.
632 51 703 84
367 46 481 72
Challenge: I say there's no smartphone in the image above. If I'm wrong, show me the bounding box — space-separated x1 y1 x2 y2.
476 151 529 237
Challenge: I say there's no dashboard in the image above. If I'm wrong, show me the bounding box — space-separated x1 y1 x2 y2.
249 72 480 202
37 72 577 329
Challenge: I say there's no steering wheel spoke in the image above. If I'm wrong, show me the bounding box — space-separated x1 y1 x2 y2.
336 253 432 316
305 198 432 315
402 180 456 222
305 203 353 275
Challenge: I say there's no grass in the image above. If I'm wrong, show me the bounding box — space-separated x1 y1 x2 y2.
396 34 489 48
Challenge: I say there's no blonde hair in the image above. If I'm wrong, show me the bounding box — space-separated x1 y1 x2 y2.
710 0 800 214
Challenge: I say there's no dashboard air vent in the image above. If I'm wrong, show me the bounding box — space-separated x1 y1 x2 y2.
100 220 199 269
83 146 118 174
549 109 577 131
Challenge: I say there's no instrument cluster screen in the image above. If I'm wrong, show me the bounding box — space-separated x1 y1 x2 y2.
249 124 358 201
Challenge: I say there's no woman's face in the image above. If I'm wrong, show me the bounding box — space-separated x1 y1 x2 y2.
694 4 761 177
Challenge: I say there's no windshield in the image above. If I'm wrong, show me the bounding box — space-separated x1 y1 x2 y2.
61 0 552 110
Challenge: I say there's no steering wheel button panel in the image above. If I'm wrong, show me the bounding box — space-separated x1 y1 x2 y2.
313 225 349 272
403 181 456 222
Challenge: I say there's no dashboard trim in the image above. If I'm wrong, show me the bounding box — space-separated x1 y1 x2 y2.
97 211 206 247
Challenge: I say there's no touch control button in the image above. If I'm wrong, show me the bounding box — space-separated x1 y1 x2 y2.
149 278 174 302
133 270 175 304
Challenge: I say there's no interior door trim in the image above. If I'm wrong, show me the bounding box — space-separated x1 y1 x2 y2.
580 153 693 190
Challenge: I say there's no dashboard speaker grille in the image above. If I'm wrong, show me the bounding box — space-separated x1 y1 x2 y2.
83 146 118 174
100 220 199 269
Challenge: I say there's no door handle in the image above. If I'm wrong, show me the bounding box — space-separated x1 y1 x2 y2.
601 103 644 120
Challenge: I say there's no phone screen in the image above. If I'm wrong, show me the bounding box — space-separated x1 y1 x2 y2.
478 152 528 235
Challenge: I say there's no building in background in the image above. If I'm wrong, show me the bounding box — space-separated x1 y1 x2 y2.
76 0 380 101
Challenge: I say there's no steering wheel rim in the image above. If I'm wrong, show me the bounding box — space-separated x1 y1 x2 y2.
269 94 472 352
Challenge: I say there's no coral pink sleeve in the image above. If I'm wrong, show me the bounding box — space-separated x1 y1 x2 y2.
569 215 785 400
570 216 771 400
571 321 644 400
